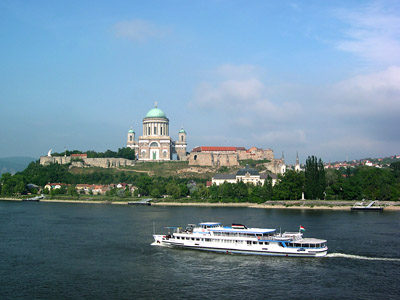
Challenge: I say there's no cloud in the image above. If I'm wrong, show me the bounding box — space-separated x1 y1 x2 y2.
336 1 400 65
188 64 306 150
252 129 307 146
191 64 302 122
114 19 167 42
314 65 400 154
188 63 400 162
328 65 400 116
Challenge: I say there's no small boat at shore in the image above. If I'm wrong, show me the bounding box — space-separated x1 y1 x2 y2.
152 222 328 257
351 200 383 211
22 194 44 202
128 198 152 206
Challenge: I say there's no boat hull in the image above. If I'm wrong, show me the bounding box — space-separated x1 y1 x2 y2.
152 235 327 257
351 207 383 211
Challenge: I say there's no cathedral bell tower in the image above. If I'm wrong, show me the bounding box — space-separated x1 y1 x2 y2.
175 127 187 161
295 152 301 172
127 127 135 147
280 152 286 174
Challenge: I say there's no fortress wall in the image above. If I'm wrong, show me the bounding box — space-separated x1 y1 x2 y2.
40 156 135 168
188 152 214 166
83 158 135 168
188 152 238 167
215 153 238 167
40 156 71 165
188 148 282 173
237 149 275 161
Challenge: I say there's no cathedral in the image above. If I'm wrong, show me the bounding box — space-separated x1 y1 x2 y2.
126 103 187 161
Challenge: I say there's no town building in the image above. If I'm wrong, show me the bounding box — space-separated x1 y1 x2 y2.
44 183 68 190
127 102 187 161
211 165 278 186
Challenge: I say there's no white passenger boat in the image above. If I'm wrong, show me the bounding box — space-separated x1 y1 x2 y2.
351 200 383 211
152 222 328 257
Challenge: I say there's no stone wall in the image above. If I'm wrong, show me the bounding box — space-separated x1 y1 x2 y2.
188 152 238 167
263 159 284 174
237 148 274 161
40 156 135 168
188 148 275 168
40 156 71 165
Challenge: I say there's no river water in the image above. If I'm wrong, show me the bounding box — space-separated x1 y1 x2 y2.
1 200 399 299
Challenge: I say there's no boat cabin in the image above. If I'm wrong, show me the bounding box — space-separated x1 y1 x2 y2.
287 238 327 249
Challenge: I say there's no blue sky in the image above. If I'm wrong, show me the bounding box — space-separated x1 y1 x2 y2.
1 0 399 163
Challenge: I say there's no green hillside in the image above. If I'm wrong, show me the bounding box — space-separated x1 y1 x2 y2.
69 161 220 179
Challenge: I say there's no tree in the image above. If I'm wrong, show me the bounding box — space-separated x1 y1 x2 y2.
117 147 136 160
124 186 131 197
304 156 325 200
67 185 78 197
14 181 26 195
236 181 248 201
273 170 304 200
354 166 395 200
262 175 273 201
390 161 400 180
166 182 181 199
151 188 161 198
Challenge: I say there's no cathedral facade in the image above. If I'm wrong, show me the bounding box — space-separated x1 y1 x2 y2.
126 103 187 161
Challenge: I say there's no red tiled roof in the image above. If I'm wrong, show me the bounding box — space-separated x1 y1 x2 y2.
192 146 242 152
71 154 87 157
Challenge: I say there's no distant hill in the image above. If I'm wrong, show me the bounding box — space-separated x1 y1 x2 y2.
0 157 37 175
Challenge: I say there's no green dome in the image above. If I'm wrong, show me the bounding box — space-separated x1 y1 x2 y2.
128 129 134 133
145 103 167 119
179 128 186 134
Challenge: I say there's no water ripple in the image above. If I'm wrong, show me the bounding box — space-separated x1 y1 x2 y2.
327 253 400 261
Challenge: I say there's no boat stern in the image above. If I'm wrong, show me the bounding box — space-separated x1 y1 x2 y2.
151 235 166 246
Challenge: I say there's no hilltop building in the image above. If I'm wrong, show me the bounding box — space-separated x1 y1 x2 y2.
188 146 285 174
126 102 187 161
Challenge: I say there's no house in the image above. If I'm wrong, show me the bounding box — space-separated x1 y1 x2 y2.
211 165 278 186
44 183 68 190
75 184 95 194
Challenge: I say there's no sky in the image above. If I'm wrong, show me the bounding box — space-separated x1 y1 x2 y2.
1 0 399 164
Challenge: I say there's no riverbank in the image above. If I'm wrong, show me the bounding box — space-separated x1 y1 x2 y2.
2 197 400 210
151 201 400 211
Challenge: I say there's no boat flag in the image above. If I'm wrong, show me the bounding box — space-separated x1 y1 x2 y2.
299 225 305 232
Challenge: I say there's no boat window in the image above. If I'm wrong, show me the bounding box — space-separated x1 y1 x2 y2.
253 241 257 244
258 242 263 245
191 238 195 240
196 238 200 241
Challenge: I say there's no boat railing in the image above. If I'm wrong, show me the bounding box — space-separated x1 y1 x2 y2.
366 201 375 208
